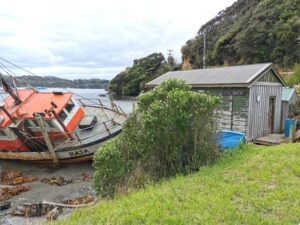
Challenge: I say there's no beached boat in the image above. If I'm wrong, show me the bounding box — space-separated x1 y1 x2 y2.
0 75 127 164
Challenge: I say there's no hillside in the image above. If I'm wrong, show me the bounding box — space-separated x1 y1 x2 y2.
109 53 177 96
4 75 109 89
110 0 299 95
182 0 300 69
56 144 300 225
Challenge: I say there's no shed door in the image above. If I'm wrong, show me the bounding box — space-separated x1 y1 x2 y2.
268 97 276 133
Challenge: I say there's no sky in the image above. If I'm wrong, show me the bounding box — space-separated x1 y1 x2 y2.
0 0 236 80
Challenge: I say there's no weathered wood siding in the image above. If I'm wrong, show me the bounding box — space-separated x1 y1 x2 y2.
247 83 282 140
281 101 289 131
257 69 282 83
194 88 249 136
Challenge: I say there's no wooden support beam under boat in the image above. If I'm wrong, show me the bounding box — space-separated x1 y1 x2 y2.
35 113 59 167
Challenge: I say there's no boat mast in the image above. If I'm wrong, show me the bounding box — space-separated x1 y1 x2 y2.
11 75 20 100
0 74 22 105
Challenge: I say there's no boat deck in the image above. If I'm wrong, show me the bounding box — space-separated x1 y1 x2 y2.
54 106 126 151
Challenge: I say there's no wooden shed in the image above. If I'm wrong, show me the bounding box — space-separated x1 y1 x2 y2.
145 63 286 141
281 88 299 131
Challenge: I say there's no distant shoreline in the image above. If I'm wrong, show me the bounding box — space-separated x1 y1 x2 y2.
3 75 110 89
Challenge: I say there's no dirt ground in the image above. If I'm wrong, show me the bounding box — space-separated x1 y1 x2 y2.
0 159 94 225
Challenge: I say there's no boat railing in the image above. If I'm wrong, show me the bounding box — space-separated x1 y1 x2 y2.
76 98 127 117
54 119 122 150
23 119 123 151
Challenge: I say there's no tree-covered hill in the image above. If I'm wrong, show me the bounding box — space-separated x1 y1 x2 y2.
109 53 177 96
181 0 300 69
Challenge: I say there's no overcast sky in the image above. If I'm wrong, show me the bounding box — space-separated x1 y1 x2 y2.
0 0 236 80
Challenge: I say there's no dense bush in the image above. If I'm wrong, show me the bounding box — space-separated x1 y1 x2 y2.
93 78 220 197
93 138 128 197
182 0 300 68
284 65 300 87
109 52 176 96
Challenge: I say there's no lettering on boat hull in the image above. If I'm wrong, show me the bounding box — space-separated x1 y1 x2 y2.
68 149 90 157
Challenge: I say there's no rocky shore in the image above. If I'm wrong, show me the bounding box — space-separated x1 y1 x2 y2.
0 160 95 225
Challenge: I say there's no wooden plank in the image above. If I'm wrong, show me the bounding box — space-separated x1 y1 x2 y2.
254 134 286 146
35 114 59 167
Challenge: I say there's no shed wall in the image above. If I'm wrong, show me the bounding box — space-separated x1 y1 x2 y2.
281 101 289 131
247 84 282 140
194 88 249 136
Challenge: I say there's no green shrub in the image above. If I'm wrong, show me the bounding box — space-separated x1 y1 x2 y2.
93 78 220 197
92 138 128 197
285 64 300 87
137 79 220 177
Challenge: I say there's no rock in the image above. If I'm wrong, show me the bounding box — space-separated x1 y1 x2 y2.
41 176 72 186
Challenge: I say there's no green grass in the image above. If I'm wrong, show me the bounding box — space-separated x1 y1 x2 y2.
56 144 300 225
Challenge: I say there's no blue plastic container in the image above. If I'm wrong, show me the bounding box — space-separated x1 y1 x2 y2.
284 118 296 137
217 130 245 150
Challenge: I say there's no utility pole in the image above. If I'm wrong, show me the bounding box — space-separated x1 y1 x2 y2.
167 50 175 66
203 31 206 69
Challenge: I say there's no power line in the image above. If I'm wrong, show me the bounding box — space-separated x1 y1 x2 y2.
0 57 40 77
0 62 37 90
0 57 101 105
203 31 206 69
0 62 13 76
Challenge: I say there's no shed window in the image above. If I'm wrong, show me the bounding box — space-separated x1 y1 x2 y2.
59 110 68 121
65 100 75 113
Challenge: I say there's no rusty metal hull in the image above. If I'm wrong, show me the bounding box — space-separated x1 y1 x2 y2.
0 151 93 164
0 99 127 163
0 129 121 163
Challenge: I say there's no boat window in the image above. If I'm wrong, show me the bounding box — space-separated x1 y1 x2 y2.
24 120 32 128
65 100 75 113
59 110 68 121
32 120 40 127
0 129 7 137
44 120 55 128
24 120 38 128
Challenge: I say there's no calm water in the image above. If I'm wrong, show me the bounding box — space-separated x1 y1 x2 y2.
0 87 135 114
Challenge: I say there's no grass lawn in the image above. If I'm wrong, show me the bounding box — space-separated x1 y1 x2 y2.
56 144 300 225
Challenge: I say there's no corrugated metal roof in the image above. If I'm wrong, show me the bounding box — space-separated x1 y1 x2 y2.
146 63 280 87
282 88 296 101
